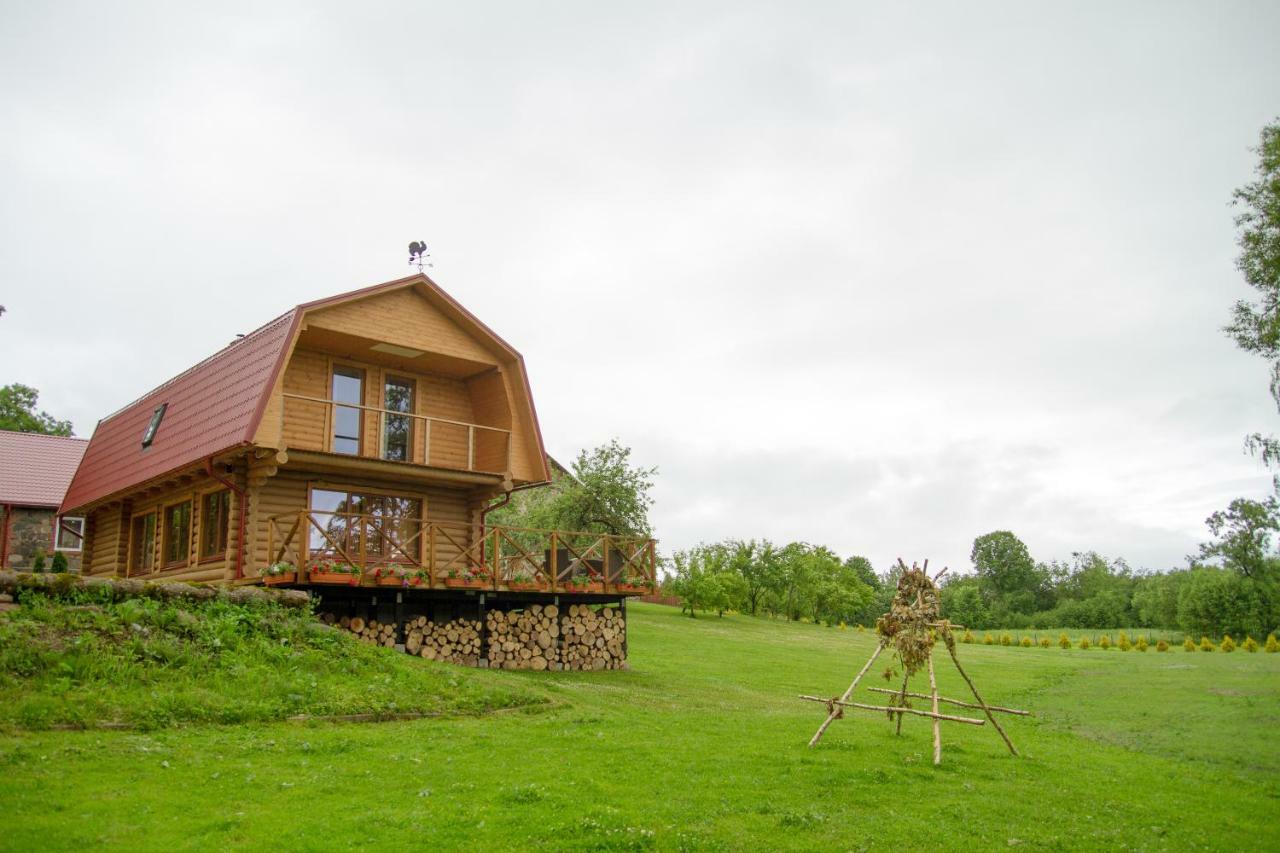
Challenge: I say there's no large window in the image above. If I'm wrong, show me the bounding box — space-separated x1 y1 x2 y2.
309 488 422 564
382 376 415 462
331 366 364 455
130 512 157 575
163 501 192 567
55 517 85 552
199 490 231 560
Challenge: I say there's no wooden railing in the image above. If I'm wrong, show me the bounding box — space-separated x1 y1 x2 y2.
265 510 657 594
282 393 511 474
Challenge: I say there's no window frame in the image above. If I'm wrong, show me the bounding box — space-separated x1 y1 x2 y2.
129 510 158 576
329 362 366 457
161 499 193 569
380 373 416 462
55 516 85 553
198 489 232 563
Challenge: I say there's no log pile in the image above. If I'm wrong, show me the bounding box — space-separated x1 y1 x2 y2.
404 616 483 666
487 604 559 671
320 613 397 648
561 604 626 671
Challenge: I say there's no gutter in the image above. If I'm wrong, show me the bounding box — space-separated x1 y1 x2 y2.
479 480 547 527
205 457 248 580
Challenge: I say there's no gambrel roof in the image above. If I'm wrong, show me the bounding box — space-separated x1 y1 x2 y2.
61 274 549 513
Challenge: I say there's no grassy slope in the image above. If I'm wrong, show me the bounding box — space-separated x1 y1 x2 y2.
2 602 1278 851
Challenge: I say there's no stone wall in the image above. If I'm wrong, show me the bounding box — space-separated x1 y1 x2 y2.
1 506 82 572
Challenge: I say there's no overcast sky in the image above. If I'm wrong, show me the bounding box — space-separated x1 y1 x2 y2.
2 2 1277 574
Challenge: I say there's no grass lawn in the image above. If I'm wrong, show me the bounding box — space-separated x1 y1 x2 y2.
3 602 1278 851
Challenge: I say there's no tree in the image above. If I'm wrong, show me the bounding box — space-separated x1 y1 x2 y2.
1197 495 1280 632
940 576 987 628
0 384 73 435
489 439 655 535
1226 119 1280 466
970 531 1041 616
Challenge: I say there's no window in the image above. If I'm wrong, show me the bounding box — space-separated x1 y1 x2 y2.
130 512 157 574
55 517 85 552
199 491 231 559
309 488 421 562
382 376 415 462
142 403 167 448
331 366 364 455
162 501 192 567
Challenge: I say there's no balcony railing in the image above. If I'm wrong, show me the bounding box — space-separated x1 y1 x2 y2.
282 393 511 474
265 510 658 594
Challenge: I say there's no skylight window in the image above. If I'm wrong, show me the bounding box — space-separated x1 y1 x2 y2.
142 403 167 448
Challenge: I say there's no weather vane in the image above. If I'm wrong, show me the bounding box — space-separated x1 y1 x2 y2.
408 240 432 272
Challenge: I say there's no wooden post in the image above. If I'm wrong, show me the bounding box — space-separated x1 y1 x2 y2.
928 654 941 765
424 418 432 466
491 527 500 590
267 519 274 572
946 640 1019 756
647 539 656 585
428 524 436 588
602 533 611 589
550 532 558 592
300 511 309 576
809 641 885 747
358 515 367 574
468 426 475 471
895 671 910 735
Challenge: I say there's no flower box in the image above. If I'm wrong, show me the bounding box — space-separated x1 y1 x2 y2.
565 581 604 594
506 581 546 592
616 583 650 595
310 571 360 586
444 577 489 590
377 574 408 587
263 572 297 586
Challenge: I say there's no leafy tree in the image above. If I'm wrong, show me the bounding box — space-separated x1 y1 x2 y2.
1177 568 1268 638
970 531 1042 616
1199 495 1280 580
1225 119 1280 465
842 555 879 591
939 576 987 628
0 384 73 435
489 439 655 535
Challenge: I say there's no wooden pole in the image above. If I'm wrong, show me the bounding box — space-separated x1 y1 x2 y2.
945 640 1019 756
798 696 985 726
927 654 941 765
894 670 910 735
807 641 885 747
866 688 1030 716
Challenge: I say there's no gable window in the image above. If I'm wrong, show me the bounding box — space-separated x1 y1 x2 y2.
162 501 192 568
142 403 167 448
199 490 231 560
331 366 364 455
55 517 85 552
130 512 157 575
382 376 415 462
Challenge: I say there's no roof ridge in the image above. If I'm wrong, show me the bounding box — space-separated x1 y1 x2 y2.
96 308 296 425
0 430 89 443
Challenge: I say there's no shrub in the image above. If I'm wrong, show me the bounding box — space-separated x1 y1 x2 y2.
983 633 994 645
1266 633 1279 653
1135 636 1148 652
961 630 975 643
50 552 69 573
1019 636 1032 648
1220 634 1236 653
1199 636 1215 652
1183 637 1196 652
999 633 1013 646
1099 635 1111 650
1079 637 1091 650
1117 632 1131 652
1039 637 1051 648
31 550 46 572
1243 636 1259 653
838 622 846 631
1058 633 1071 649
1156 639 1170 652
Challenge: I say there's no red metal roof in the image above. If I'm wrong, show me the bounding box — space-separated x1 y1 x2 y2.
60 310 297 513
0 431 89 508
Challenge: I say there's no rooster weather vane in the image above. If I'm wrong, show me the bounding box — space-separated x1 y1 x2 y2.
408 241 433 272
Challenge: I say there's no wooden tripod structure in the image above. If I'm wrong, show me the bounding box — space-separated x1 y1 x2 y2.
802 560 1027 765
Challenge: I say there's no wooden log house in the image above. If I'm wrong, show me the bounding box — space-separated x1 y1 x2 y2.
60 274 655 669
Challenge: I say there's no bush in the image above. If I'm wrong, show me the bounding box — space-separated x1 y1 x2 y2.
50 552 69 573
1199 636 1215 652
983 633 994 645
1099 635 1111 650
1079 637 1091 650
31 550 46 572
1058 633 1071 649
961 630 975 643
1221 634 1236 653
1183 637 1196 652
1039 637 1051 648
1156 639 1170 652
1117 632 1131 652
1135 636 1148 652
1266 633 1279 653
1243 636 1259 653
999 633 1013 646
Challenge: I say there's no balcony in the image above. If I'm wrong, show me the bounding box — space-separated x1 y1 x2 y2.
282 393 511 475
264 510 658 595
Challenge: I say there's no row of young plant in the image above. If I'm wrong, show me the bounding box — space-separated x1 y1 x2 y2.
954 628 1280 653
20 550 71 573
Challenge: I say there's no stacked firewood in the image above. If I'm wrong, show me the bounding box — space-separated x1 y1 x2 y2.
405 616 483 666
487 604 559 671
321 613 397 648
561 604 626 671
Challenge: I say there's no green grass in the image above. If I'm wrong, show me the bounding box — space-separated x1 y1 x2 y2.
2 602 1279 851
